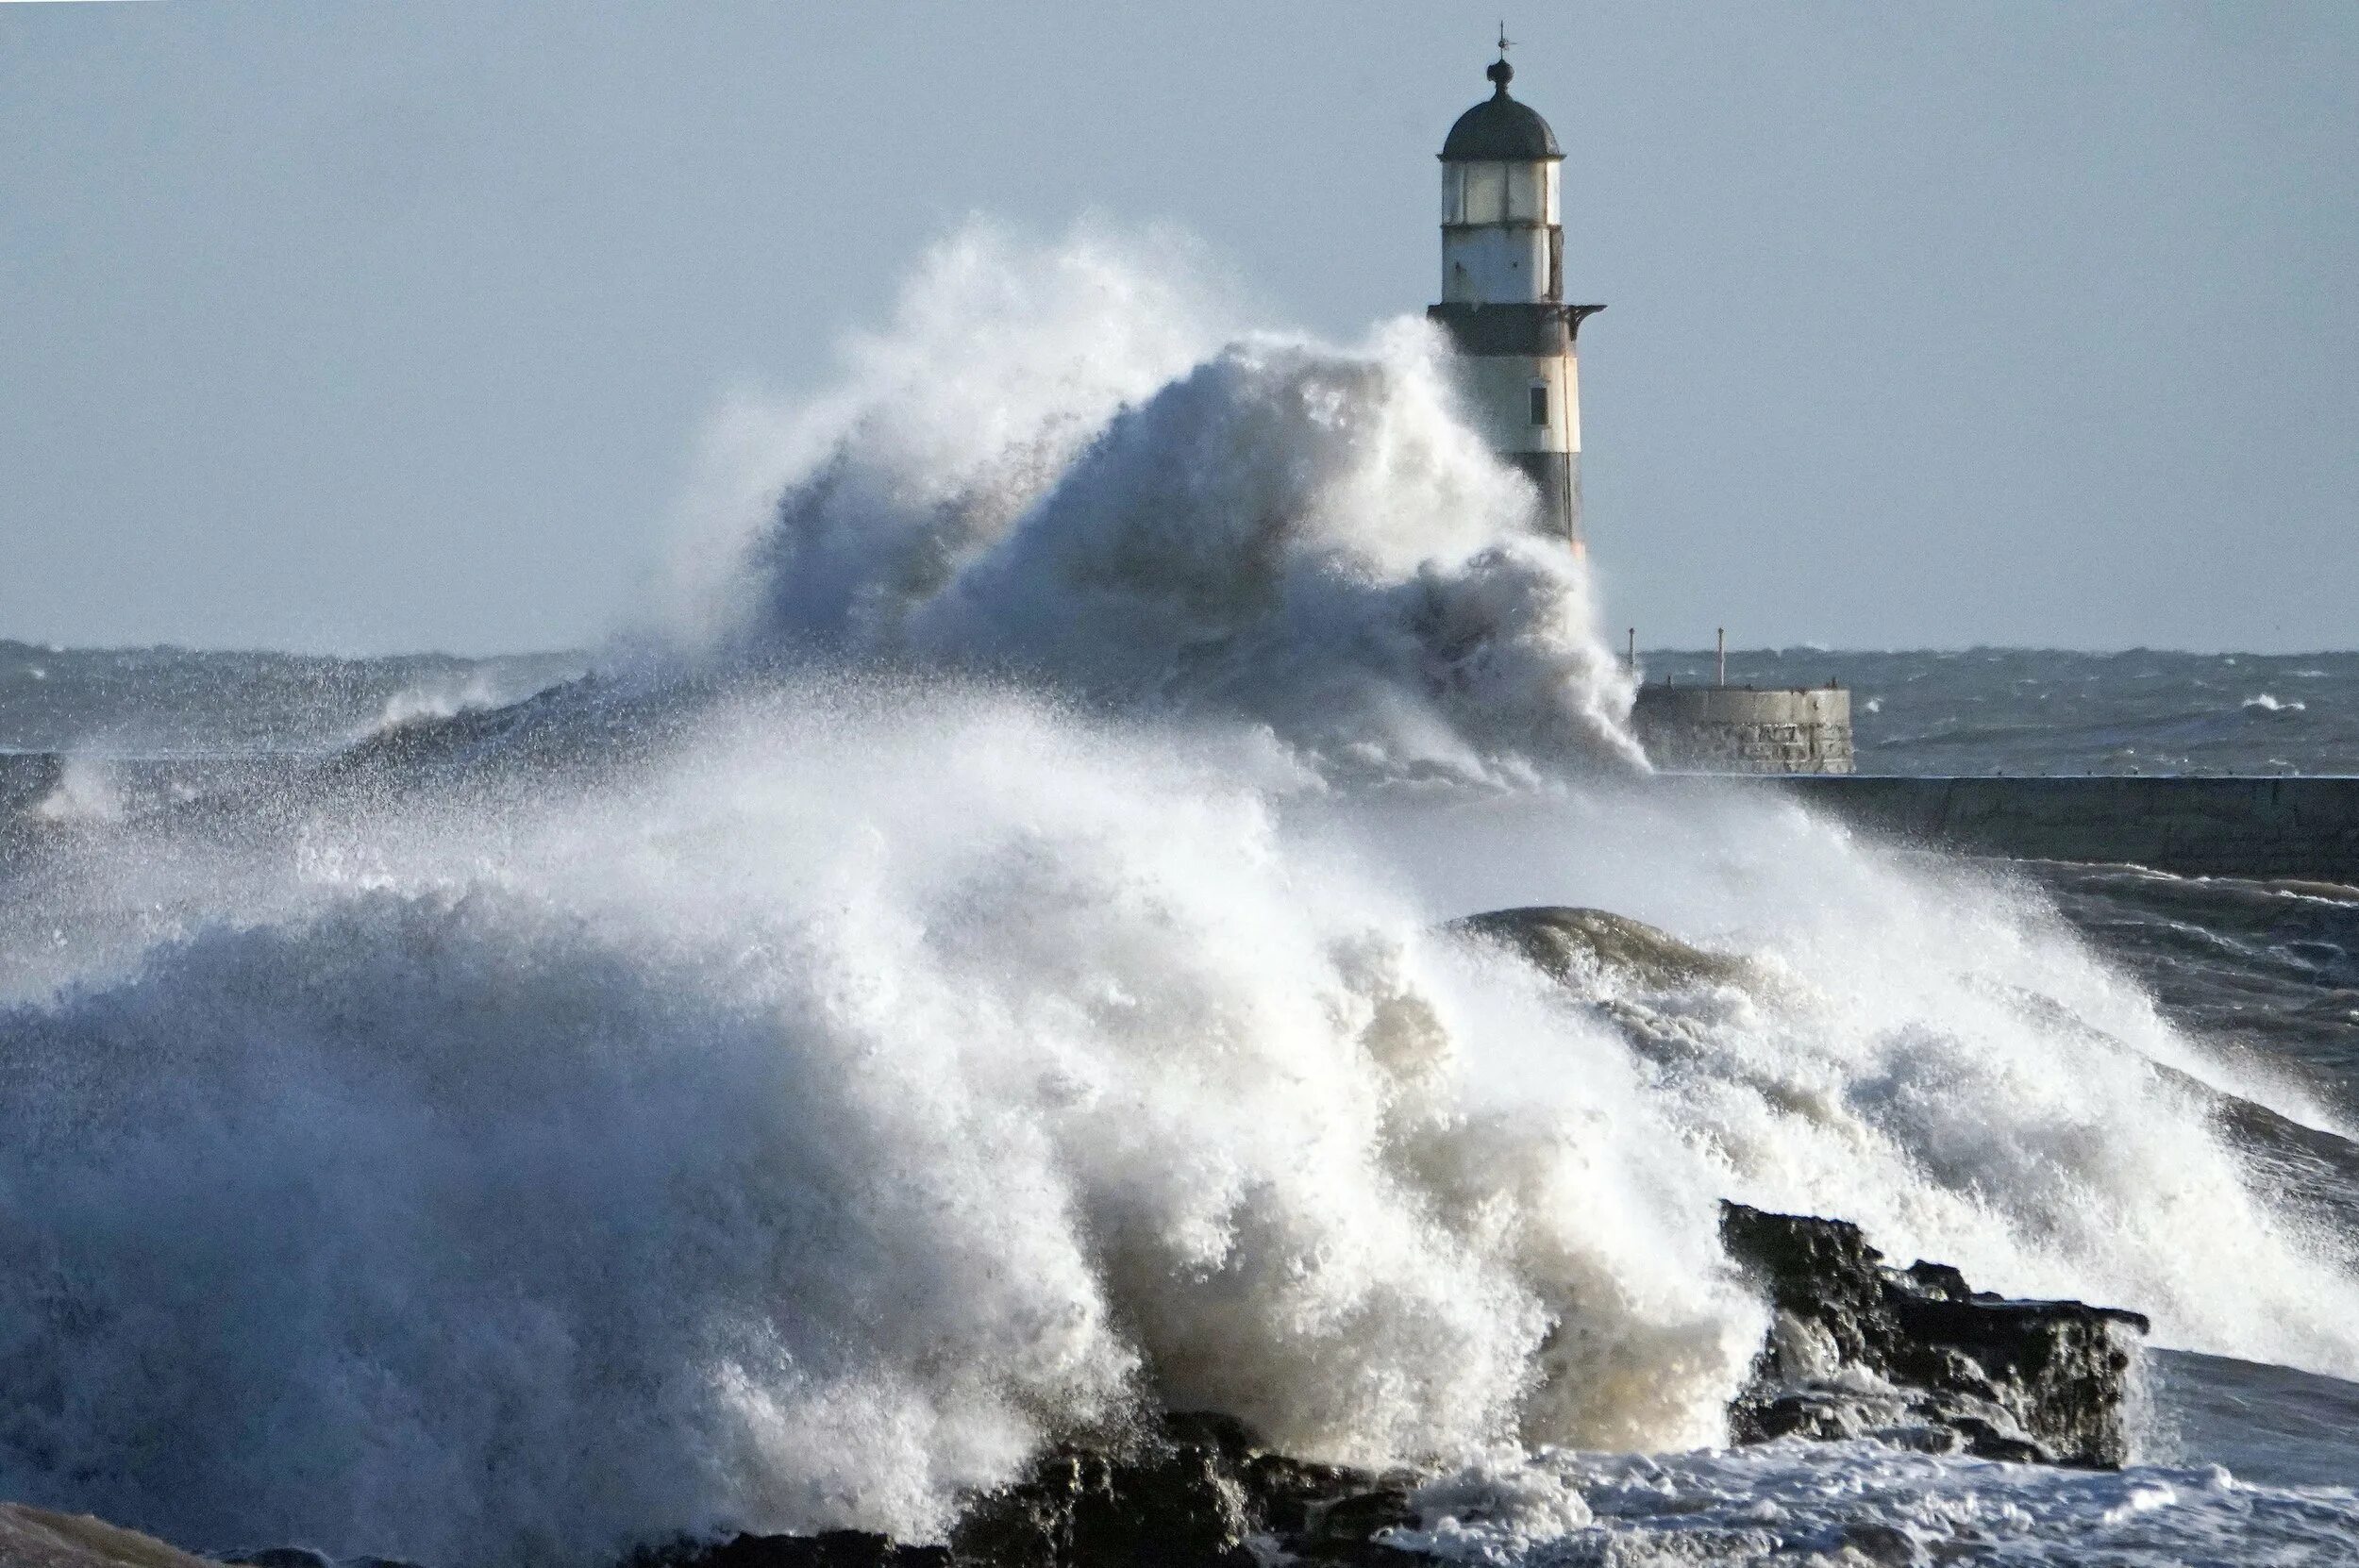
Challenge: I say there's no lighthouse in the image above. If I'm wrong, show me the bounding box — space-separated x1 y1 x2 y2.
1429 38 1602 550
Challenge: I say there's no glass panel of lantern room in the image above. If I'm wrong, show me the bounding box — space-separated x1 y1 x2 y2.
1543 163 1562 225
1463 162 1507 225
1506 162 1545 222
1440 164 1464 225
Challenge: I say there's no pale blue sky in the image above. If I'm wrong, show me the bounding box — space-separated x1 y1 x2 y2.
3 2 2353 653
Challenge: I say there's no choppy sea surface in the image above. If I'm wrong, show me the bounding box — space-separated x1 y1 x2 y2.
5 232 2358 1564
0 639 582 758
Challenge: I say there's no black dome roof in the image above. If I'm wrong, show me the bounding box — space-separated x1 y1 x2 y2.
1439 59 1562 161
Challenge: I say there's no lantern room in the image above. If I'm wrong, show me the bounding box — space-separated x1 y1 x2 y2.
1438 57 1565 305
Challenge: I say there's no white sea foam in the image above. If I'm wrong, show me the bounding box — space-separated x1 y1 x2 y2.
2244 693 2307 713
365 672 517 735
1384 1441 2359 1565
29 756 123 824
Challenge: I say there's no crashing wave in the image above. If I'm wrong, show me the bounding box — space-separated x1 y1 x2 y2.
647 223 1641 783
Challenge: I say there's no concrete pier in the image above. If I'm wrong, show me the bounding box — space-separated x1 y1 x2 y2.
1633 685 1856 775
1736 774 2359 880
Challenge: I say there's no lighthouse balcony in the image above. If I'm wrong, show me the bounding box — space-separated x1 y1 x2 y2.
1426 301 1603 356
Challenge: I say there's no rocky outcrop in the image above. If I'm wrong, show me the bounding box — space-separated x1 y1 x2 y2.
0 1503 220 1568
1720 1201 2150 1467
1450 905 1766 994
948 1412 1417 1568
631 1413 1418 1568
627 1531 947 1568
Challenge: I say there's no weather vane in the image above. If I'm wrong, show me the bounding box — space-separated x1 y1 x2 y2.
1497 21 1513 59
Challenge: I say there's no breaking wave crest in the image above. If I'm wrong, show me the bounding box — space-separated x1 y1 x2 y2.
7 683 2359 1563
0 687 1744 1563
651 223 1641 780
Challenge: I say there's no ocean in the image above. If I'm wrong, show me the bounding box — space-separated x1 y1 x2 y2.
3 231 2356 1566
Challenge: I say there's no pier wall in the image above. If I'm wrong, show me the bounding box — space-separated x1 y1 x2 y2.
1633 685 1855 775
1738 774 2359 880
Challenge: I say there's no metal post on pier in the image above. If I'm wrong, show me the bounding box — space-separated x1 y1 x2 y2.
1716 627 1727 688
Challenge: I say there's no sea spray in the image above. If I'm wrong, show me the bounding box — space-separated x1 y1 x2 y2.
648 222 1239 660
654 222 1641 780
4 683 2359 1563
0 685 1746 1563
1316 782 2359 1365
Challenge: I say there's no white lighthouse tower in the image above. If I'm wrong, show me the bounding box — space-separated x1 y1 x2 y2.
1429 36 1602 550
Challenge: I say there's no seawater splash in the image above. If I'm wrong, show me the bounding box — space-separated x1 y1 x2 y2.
653 222 1642 780
29 756 123 824
6 683 2359 1564
363 670 528 737
0 684 1746 1565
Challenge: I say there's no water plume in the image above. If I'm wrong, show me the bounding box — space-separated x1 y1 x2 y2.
654 222 1642 780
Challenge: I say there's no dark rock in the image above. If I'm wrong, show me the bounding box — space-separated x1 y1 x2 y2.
1450 907 1765 994
0 1503 221 1568
627 1528 948 1568
1837 1521 1924 1567
948 1410 1384 1568
619 1412 1407 1568
1721 1201 2150 1467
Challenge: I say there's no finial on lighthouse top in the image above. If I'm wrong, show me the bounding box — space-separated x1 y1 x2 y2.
1441 24 1562 160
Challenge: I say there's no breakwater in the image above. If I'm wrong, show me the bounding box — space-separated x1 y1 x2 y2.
1729 774 2359 881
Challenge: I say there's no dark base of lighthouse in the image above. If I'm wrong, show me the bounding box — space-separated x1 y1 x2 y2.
1505 450 1580 543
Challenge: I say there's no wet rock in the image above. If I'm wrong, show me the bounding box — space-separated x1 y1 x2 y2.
0 1503 219 1568
1837 1521 1924 1567
222 1550 427 1568
1721 1201 2150 1467
1450 906 1766 994
947 1432 1253 1568
632 1412 1425 1568
948 1410 1418 1568
627 1528 948 1568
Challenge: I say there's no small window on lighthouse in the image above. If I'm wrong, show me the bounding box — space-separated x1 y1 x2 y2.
1529 384 1549 426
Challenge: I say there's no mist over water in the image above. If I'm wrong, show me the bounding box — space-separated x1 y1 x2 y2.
4 226 2357 1564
